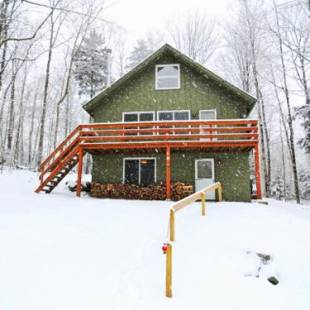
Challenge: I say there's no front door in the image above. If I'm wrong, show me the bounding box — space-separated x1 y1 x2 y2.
195 159 215 200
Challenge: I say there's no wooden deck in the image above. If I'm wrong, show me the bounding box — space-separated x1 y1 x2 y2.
35 119 262 199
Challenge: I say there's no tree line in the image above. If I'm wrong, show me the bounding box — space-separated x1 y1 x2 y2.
0 0 309 202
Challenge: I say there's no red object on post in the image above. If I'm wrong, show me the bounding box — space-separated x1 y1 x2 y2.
162 243 168 254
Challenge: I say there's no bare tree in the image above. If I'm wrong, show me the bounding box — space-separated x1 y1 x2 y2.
36 0 63 167
167 10 219 64
268 0 301 203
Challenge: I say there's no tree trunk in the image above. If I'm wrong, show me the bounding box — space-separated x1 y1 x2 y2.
28 89 38 167
274 1 300 203
36 10 55 168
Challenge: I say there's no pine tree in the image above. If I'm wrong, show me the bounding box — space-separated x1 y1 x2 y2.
296 104 310 154
74 29 111 98
126 39 153 70
299 169 310 200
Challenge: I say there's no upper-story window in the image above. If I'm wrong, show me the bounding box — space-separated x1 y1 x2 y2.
157 110 190 121
155 64 180 90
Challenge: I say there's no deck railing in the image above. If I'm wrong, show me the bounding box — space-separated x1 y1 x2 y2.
39 119 258 180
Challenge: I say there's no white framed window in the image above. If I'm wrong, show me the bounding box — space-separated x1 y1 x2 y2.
122 111 155 135
122 111 155 122
155 64 180 90
123 158 157 186
157 110 191 135
157 110 190 121
199 109 217 120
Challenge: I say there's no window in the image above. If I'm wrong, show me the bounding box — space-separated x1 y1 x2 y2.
123 111 155 122
123 111 155 135
123 158 156 186
155 64 180 90
157 110 190 135
157 110 190 121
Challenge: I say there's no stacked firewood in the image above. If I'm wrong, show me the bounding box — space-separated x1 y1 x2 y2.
171 182 193 201
90 182 193 201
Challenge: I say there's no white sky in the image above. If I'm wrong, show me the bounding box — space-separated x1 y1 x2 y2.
107 0 232 40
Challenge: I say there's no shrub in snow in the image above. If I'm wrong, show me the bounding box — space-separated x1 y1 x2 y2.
299 169 310 200
270 175 293 200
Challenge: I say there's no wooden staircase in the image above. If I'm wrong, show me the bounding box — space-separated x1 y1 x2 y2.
35 126 83 194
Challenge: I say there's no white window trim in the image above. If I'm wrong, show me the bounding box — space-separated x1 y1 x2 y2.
157 110 191 121
155 64 181 90
122 111 155 122
199 109 217 120
194 158 215 180
122 157 157 185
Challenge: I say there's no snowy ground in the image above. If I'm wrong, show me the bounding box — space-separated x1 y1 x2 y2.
0 170 310 310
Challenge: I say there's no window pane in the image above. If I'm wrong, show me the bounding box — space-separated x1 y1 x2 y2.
200 111 216 120
140 159 155 186
124 113 138 122
197 161 213 179
125 160 139 184
175 111 190 120
159 112 173 121
157 65 179 77
139 113 154 121
156 65 179 89
157 77 178 89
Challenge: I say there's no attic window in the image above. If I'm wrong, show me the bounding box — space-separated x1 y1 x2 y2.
155 64 180 90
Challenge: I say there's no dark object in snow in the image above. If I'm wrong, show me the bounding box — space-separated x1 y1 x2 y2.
267 276 279 285
67 181 91 193
256 200 269 205
257 252 271 264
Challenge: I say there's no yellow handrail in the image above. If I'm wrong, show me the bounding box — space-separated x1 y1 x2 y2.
169 182 222 242
164 182 223 298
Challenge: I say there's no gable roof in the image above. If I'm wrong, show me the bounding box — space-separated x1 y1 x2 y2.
83 43 256 115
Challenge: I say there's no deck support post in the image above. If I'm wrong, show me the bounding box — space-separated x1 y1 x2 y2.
166 146 171 200
254 144 262 199
76 147 83 197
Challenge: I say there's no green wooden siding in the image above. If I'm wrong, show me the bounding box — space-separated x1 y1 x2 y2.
89 53 252 201
92 55 249 123
92 151 251 202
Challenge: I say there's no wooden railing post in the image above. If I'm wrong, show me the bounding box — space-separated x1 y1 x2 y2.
201 192 206 216
169 209 175 242
166 146 171 200
165 243 172 298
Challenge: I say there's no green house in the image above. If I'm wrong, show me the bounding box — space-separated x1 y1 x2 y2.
34 43 261 200
81 44 260 202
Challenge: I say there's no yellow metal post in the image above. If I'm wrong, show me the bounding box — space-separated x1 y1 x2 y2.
218 185 223 201
166 243 172 298
169 209 175 242
201 192 206 216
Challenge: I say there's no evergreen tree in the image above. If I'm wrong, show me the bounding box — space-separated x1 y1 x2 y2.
299 169 310 200
74 29 111 98
296 104 310 154
126 39 153 70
